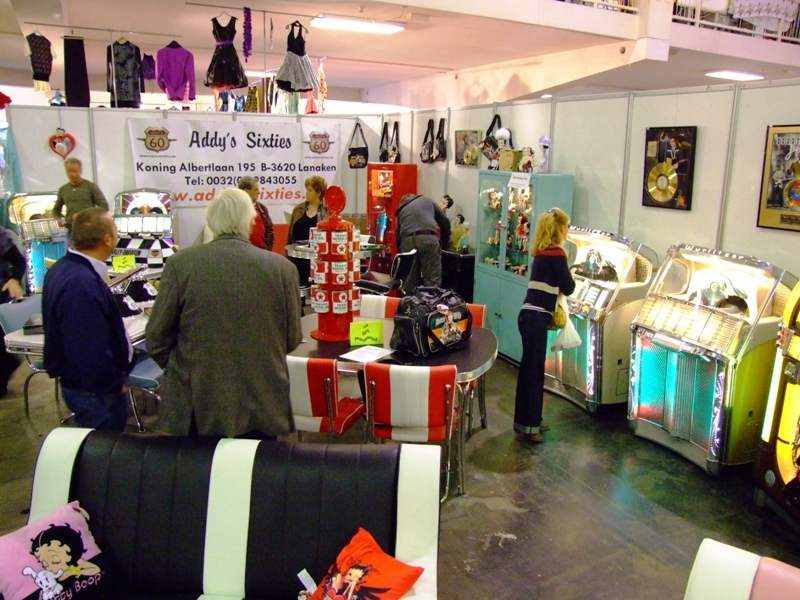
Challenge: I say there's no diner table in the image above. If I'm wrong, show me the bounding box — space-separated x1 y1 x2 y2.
292 313 498 496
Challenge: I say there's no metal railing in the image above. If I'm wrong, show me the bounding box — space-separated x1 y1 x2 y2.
563 0 639 14
673 1 800 44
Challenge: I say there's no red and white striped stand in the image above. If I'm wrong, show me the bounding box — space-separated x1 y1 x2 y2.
309 186 361 341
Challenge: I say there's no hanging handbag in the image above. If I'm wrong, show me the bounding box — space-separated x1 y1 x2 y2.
387 121 401 163
479 114 502 170
433 117 447 162
378 122 390 162
347 122 369 169
419 118 435 163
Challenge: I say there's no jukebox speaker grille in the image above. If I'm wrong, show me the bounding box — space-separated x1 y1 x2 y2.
636 334 721 452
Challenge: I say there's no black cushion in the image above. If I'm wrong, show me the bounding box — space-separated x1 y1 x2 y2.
65 432 401 599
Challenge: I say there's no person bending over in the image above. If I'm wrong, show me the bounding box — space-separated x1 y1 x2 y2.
43 208 132 430
52 158 108 227
146 188 302 438
238 176 274 251
395 193 450 290
513 208 575 444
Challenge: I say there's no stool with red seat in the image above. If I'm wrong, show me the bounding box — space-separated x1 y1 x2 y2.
287 356 366 439
364 362 462 500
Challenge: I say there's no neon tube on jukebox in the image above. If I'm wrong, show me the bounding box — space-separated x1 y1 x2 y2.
544 226 658 412
628 244 797 475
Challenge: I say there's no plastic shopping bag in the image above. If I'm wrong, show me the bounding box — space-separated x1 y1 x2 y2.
550 297 581 353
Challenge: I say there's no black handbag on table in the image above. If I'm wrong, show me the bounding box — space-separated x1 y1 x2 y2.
433 117 447 162
390 287 473 358
419 118 435 164
347 122 369 169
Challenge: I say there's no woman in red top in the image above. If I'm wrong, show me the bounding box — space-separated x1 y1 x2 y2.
238 177 274 250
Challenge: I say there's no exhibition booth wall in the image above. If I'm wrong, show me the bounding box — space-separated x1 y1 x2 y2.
5 78 800 275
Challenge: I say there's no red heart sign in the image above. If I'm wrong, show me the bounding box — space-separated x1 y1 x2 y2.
48 128 76 159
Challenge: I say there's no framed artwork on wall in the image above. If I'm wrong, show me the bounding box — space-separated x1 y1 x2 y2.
454 130 482 167
758 124 800 233
642 126 697 211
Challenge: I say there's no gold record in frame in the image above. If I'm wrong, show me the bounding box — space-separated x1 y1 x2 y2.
647 160 678 204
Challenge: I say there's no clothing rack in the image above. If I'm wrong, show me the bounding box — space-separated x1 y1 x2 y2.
23 21 183 39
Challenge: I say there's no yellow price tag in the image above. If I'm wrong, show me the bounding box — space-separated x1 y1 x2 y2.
350 320 384 347
112 255 136 272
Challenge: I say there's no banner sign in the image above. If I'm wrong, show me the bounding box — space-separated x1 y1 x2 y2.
127 119 341 215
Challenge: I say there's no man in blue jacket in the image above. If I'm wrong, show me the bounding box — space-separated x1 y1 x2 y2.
43 207 132 430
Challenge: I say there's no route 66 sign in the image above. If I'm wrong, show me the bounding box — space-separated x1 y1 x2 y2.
308 131 332 154
139 127 176 153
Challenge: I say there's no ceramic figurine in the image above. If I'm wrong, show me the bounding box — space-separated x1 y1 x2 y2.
537 135 552 173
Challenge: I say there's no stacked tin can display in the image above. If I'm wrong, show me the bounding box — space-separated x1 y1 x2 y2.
309 186 361 341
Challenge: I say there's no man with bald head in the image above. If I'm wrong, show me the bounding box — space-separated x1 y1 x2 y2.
43 207 132 430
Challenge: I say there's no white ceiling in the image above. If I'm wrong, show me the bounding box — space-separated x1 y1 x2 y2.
1 0 615 94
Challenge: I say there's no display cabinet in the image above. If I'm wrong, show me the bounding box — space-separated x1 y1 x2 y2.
545 227 658 412
473 170 574 361
755 280 800 525
629 244 797 474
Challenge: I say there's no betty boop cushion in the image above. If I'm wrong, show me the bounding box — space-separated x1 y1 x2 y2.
0 501 109 600
311 528 423 600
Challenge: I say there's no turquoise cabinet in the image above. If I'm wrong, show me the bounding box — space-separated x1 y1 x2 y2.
474 170 574 362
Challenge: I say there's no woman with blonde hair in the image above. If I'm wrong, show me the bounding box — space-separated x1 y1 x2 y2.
513 207 575 443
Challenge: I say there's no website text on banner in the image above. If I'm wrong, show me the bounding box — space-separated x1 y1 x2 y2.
127 119 341 217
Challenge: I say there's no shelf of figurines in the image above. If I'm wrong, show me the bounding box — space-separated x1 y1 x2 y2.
479 182 533 281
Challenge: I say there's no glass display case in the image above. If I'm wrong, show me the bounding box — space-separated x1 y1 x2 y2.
755 280 800 525
629 244 797 474
473 170 574 361
8 192 66 293
545 227 658 412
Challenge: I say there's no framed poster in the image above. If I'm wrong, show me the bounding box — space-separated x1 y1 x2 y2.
454 130 482 167
758 124 800 232
642 126 697 211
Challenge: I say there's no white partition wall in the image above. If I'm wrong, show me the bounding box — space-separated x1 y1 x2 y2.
8 78 800 276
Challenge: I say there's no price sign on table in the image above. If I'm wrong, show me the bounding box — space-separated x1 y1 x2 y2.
112 255 136 272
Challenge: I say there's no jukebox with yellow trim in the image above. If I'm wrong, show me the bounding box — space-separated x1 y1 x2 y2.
545 227 658 412
629 245 796 474
755 280 800 523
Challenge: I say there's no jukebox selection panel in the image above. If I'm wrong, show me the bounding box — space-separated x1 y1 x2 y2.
570 277 613 314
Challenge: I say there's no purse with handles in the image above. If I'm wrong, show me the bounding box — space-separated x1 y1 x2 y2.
419 118 435 163
479 114 502 169
347 122 369 169
386 121 401 163
433 117 447 162
378 122 390 162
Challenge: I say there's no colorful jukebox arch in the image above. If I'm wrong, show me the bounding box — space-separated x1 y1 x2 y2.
8 192 66 293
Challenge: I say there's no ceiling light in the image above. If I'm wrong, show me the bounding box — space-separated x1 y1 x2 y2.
541 94 553 99
245 70 275 79
705 70 764 82
310 16 404 35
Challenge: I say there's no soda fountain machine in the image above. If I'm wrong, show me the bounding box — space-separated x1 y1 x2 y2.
366 162 418 274
628 244 796 474
545 227 658 412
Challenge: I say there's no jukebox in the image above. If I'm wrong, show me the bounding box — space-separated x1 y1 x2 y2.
545 227 658 412
8 192 67 293
629 244 796 474
108 188 176 309
755 280 800 524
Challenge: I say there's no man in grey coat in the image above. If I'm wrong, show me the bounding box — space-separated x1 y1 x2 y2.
146 188 302 438
396 193 451 290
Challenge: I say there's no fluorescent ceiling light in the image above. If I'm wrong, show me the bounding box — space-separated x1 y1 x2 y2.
540 93 553 99
245 70 275 78
705 70 764 82
311 16 404 35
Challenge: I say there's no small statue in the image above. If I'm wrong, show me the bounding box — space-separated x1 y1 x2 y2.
536 135 552 173
485 188 502 210
519 147 535 173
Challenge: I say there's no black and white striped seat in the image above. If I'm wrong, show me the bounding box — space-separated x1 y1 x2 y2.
29 429 440 599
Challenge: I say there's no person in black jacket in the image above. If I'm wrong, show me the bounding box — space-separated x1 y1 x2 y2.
43 208 132 430
514 208 575 444
0 228 26 396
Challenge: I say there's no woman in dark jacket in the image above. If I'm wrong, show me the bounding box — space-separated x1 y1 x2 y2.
0 228 26 396
514 208 575 443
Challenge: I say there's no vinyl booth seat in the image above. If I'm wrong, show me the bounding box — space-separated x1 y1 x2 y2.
684 538 800 599
28 428 441 600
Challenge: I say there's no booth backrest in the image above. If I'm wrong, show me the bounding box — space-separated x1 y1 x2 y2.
684 538 800 599
29 429 440 600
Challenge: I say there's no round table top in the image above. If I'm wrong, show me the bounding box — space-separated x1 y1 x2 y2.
292 313 498 383
285 242 381 260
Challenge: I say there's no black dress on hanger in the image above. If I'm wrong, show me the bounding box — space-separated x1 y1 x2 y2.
204 16 248 90
107 40 145 108
64 36 90 107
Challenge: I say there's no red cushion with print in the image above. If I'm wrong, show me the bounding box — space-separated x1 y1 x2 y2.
311 528 423 600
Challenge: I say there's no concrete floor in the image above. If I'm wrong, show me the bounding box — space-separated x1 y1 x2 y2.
1 359 799 599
